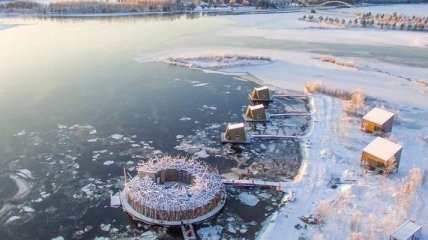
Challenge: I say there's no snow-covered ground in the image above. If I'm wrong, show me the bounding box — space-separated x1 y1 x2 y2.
140 47 428 108
258 94 428 239
137 4 428 239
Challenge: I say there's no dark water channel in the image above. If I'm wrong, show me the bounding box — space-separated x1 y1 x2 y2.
0 62 309 239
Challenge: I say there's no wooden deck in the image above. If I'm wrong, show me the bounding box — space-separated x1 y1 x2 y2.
222 179 286 191
269 113 310 117
272 94 307 98
181 224 197 240
251 134 303 140
120 190 227 226
220 133 251 144
242 113 310 122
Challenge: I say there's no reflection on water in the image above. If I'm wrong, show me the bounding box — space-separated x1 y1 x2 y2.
0 15 312 239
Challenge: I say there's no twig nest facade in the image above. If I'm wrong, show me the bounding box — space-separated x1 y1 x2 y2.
123 156 226 224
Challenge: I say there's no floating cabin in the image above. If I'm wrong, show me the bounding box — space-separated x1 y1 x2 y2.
361 137 403 174
249 86 272 102
221 123 250 144
243 104 268 122
390 219 422 240
361 107 395 134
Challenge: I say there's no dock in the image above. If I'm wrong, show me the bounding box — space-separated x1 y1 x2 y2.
181 223 197 240
222 179 286 191
272 94 307 98
251 135 303 140
269 113 310 117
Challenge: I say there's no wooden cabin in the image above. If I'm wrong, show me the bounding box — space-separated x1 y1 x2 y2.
243 104 268 122
361 137 403 174
390 219 422 240
249 86 271 102
221 123 250 144
361 107 395 134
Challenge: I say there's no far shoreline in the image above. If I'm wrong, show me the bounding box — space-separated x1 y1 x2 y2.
0 3 409 19
0 7 302 18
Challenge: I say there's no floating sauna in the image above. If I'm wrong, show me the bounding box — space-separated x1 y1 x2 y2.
221 123 250 144
361 107 395 134
121 156 226 225
249 86 272 102
243 104 268 122
361 137 403 174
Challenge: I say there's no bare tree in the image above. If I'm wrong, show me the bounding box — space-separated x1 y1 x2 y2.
347 232 362 240
350 211 362 232
315 199 332 224
364 213 377 240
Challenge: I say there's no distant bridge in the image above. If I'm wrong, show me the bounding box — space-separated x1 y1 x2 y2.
315 1 355 8
290 0 355 9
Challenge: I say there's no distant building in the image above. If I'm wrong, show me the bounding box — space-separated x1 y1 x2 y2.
361 107 395 134
221 123 250 144
361 137 403 173
390 219 422 240
249 86 272 102
243 104 268 122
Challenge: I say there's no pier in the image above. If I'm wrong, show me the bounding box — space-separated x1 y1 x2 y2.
251 135 304 140
222 179 286 192
269 113 310 117
181 223 197 240
272 94 307 99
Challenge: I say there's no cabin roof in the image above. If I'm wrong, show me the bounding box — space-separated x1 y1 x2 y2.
363 137 402 161
390 219 421 239
249 104 265 111
255 86 268 91
362 107 394 126
227 123 245 130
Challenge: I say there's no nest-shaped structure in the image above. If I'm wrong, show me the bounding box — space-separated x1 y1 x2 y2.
123 156 225 224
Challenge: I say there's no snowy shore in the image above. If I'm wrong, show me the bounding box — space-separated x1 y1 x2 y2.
135 4 428 238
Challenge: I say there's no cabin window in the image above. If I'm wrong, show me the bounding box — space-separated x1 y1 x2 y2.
235 135 240 140
257 114 261 118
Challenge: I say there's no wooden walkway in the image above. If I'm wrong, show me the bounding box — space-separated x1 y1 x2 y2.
272 94 307 98
181 224 197 240
222 179 285 191
269 113 310 117
251 134 303 140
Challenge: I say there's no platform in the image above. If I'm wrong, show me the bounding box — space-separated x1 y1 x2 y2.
222 179 286 192
220 133 251 144
120 190 227 226
181 224 197 240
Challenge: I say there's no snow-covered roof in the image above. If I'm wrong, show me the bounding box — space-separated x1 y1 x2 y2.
255 86 268 91
228 123 245 129
362 107 394 126
126 156 223 212
249 104 265 111
363 137 402 161
390 219 422 239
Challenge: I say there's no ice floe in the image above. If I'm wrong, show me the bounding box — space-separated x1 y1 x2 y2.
6 216 21 224
238 192 260 206
103 160 114 166
197 225 223 240
110 134 124 140
179 117 192 121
